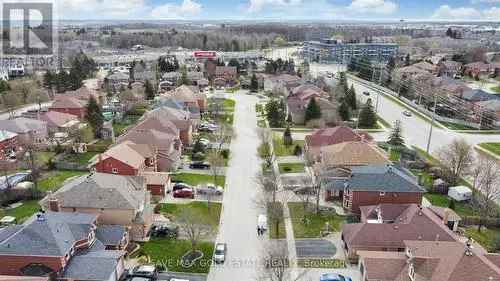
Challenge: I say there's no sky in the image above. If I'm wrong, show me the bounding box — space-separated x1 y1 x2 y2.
56 0 500 21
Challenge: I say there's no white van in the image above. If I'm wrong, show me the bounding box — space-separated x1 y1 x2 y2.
258 214 268 231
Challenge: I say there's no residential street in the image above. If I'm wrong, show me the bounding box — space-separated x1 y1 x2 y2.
207 91 266 281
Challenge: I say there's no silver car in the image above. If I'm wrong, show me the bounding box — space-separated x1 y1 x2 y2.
197 184 224 196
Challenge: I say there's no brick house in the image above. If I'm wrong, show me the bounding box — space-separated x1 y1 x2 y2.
41 173 152 241
38 111 80 133
215 66 237 83
0 130 17 160
0 211 126 280
144 107 193 145
264 74 302 96
286 84 338 125
323 164 425 214
317 141 389 170
49 97 87 119
168 85 207 112
341 203 460 261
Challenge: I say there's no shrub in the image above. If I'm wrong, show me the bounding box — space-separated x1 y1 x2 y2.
294 145 303 156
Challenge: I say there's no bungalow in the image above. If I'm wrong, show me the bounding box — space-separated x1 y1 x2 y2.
49 97 87 119
358 240 500 281
0 130 17 160
323 164 425 214
38 111 80 133
305 126 373 161
341 203 460 261
0 211 126 280
167 85 207 113
0 118 48 145
41 173 152 241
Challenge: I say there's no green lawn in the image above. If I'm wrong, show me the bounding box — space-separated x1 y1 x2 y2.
491 85 500 94
288 203 345 238
62 152 99 166
424 193 475 217
158 202 222 227
273 137 305 157
38 170 88 192
278 163 305 174
440 121 478 131
268 202 286 239
478 143 500 156
389 149 401 162
141 238 214 273
113 115 141 137
34 152 56 166
171 173 225 187
0 200 41 223
412 146 439 165
297 259 346 269
377 116 392 129
465 227 500 253
223 99 236 111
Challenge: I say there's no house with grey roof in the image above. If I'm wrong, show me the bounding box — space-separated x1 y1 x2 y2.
0 211 125 280
0 118 48 145
40 173 152 241
323 164 425 214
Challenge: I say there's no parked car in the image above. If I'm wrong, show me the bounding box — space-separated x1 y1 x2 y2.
129 265 159 280
257 214 268 231
173 183 192 192
213 243 227 264
150 223 178 239
403 110 412 117
363 91 370 96
197 184 224 196
173 188 195 199
189 161 211 169
320 273 352 281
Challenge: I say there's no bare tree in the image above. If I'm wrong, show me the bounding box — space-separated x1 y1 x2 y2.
257 128 273 170
255 170 279 203
206 151 225 211
212 123 234 154
258 240 308 281
437 139 474 186
471 156 500 232
178 208 213 254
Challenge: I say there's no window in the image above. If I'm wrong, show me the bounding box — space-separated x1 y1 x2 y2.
112 168 118 174
380 191 386 196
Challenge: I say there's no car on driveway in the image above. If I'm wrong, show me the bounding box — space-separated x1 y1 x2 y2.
213 243 227 264
129 265 159 280
197 184 224 196
173 188 195 199
320 273 352 281
402 110 412 117
189 161 211 169
172 183 192 192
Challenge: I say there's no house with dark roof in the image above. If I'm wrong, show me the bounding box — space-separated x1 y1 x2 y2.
0 212 126 280
461 89 500 103
358 240 500 281
341 203 460 261
40 173 152 241
323 164 425 214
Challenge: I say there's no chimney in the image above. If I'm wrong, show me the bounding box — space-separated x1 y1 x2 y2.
49 198 60 212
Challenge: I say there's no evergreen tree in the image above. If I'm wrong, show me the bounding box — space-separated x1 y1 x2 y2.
43 71 54 88
283 126 293 146
346 84 357 110
338 101 351 121
0 80 10 93
250 73 259 92
178 66 189 86
388 120 405 146
86 96 104 138
358 57 373 81
228 58 241 73
358 99 377 129
304 98 322 123
144 80 155 100
265 99 286 127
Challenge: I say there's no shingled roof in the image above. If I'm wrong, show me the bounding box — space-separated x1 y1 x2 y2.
319 141 388 168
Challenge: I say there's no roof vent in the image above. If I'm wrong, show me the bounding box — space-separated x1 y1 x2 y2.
394 225 399 230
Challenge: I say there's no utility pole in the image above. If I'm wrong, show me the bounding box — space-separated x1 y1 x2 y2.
426 93 438 154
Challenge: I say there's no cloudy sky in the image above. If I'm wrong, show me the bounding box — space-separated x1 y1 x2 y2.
58 0 500 21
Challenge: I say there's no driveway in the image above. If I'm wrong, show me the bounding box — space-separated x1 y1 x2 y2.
296 239 336 258
207 90 266 281
158 272 207 281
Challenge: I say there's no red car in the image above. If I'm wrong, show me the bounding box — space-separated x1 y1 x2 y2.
173 188 195 199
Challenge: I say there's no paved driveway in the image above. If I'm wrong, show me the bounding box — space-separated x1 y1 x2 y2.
296 239 336 258
158 272 207 281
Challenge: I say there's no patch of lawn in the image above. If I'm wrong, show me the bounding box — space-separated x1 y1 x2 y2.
62 152 99 166
288 203 345 239
268 202 286 239
158 202 222 227
377 115 392 129
465 227 500 253
223 99 236 111
38 170 88 192
273 137 304 157
491 85 500 94
278 163 305 174
297 259 346 269
424 193 475 217
141 238 214 273
478 143 500 157
440 121 478 131
389 149 401 162
412 146 439 165
34 152 56 166
171 173 225 187
0 200 41 223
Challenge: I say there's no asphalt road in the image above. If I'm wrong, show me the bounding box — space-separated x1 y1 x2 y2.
207 91 266 281
296 239 336 258
0 102 53 120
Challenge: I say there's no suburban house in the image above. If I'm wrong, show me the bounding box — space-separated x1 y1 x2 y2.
438 60 463 78
215 66 237 83
117 129 182 172
412 61 439 74
460 89 500 103
49 97 87 119
317 141 389 169
0 211 126 280
0 130 17 160
106 72 130 89
477 99 500 126
264 74 302 96
323 164 426 214
161 71 204 85
305 126 373 161
392 65 431 82
144 107 193 145
130 114 182 142
463 62 498 79
341 203 460 261
0 118 48 145
38 111 80 133
287 84 338 125
41 173 153 241
358 240 500 281
167 85 207 112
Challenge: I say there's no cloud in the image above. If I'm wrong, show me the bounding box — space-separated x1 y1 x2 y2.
247 0 303 13
151 0 202 19
432 5 500 20
482 7 500 20
347 0 398 14
470 0 500 3
60 0 147 18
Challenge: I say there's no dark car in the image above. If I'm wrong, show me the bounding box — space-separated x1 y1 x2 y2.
129 265 159 280
363 91 370 96
173 183 192 192
189 161 211 170
150 223 178 239
173 188 195 199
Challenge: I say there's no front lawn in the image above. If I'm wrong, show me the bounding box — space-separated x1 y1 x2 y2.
268 202 286 239
34 152 56 166
141 238 214 273
440 121 478 131
273 137 304 157
278 163 305 174
171 173 225 187
478 143 500 157
158 202 222 227
288 203 345 239
465 227 500 253
491 85 500 94
424 193 475 217
0 200 41 223
62 152 99 166
223 99 236 111
38 170 88 192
